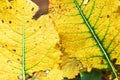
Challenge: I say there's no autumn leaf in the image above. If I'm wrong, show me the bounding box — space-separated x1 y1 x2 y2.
49 0 120 79
60 55 82 79
0 0 62 79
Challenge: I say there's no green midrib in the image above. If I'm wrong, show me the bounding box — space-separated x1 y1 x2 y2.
22 21 26 80
73 0 118 78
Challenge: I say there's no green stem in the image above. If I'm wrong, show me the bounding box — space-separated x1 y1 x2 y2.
22 20 26 80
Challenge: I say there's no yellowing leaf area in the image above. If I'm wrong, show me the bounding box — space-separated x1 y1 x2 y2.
0 0 120 80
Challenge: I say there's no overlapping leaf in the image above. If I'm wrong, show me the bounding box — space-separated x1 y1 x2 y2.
0 0 61 79
49 0 120 79
60 55 82 79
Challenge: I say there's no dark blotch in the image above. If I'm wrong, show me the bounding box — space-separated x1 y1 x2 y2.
59 5 61 9
9 6 12 9
16 10 18 12
6 7 8 9
31 0 49 20
31 7 34 11
17 58 20 61
9 21 12 24
107 15 110 18
8 0 13 2
39 26 41 28
26 74 32 79
116 6 120 13
5 44 7 47
13 49 16 52
26 21 29 23
101 59 104 64
1 20 4 23
112 58 117 64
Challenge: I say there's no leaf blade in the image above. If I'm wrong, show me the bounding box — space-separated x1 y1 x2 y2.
49 0 120 79
0 0 62 79
74 0 117 78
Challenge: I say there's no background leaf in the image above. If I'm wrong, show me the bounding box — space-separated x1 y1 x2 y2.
80 69 103 80
49 0 120 79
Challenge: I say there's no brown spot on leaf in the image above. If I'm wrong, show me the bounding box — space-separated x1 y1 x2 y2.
13 49 16 52
107 15 110 18
31 7 34 11
31 0 49 20
9 21 12 24
116 6 120 13
112 58 117 64
39 26 41 28
16 10 18 12
9 6 12 9
1 20 4 23
26 74 32 79
17 58 20 61
35 43 37 45
5 44 7 47
26 21 29 23
6 7 8 9
101 59 104 64
8 0 13 2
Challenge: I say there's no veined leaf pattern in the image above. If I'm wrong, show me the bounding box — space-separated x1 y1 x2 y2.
0 0 120 79
49 0 120 78
0 0 61 79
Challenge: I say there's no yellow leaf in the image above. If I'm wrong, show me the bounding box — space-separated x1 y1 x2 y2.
0 0 61 79
61 55 82 79
49 0 120 79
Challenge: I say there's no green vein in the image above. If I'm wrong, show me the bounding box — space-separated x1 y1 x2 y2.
6 35 21 43
101 21 111 42
62 31 89 34
109 42 120 54
101 9 113 42
92 0 107 29
79 44 97 51
63 14 79 16
73 0 118 78
26 48 51 71
87 0 96 19
60 22 84 25
65 36 92 42
94 20 105 30
22 17 26 80
1 46 21 56
106 32 120 51
22 25 26 80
